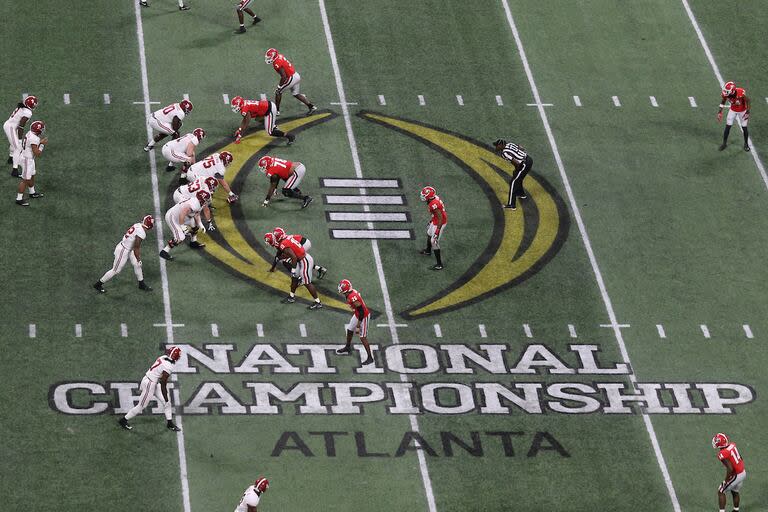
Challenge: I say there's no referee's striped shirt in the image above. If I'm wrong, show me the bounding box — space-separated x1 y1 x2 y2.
501 142 527 163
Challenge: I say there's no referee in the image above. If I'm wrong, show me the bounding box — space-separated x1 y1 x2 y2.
493 138 533 210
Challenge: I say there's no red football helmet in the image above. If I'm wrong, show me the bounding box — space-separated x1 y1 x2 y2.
219 151 234 167
338 279 352 294
265 48 279 64
196 190 211 205
30 121 45 135
166 345 182 361
141 215 154 230
258 156 272 174
193 128 206 142
254 477 269 494
204 176 218 191
231 96 245 113
272 227 286 242
180 99 193 114
420 186 436 202
722 81 736 97
264 232 277 247
712 433 729 449
23 95 38 110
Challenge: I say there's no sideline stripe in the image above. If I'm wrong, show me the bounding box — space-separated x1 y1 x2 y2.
499 2 681 511
29 323 36 338
700 324 711 338
299 323 307 338
523 323 532 338
479 324 487 338
743 324 754 339
103 93 111 105
433 324 442 338
568 324 577 338
256 323 264 337
318 3 437 512
657 324 667 339
688 96 697 107
133 4 190 512
75 324 82 338
378 94 386 105
418 94 426 106
612 95 621 107
495 95 503 106
649 96 658 107
211 323 219 338
120 323 128 337
573 95 581 106
680 0 768 190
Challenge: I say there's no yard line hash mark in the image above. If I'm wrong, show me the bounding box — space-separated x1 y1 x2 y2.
433 324 443 338
573 95 581 106
456 95 464 106
222 93 229 104
103 93 111 105
378 94 386 105
299 323 307 338
183 93 189 101
649 96 658 107
523 323 532 338
75 324 82 338
496 95 504 106
63 93 70 105
120 323 128 338
612 95 621 107
260 93 267 101
211 323 219 338
256 323 264 337
656 324 666 339
568 324 577 338
689 96 697 107
318 3 437 511
418 94 426 106
499 2 681 511
29 323 36 338
700 324 711 338
743 324 754 339
479 324 487 338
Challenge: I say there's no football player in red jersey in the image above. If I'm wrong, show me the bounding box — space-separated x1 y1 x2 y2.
264 229 327 278
265 48 317 116
258 155 313 208
712 433 746 512
717 81 751 152
335 279 373 365
234 0 261 34
419 186 447 270
275 232 322 309
231 96 294 145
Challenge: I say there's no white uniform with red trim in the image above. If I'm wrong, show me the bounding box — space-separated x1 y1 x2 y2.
165 196 204 242
187 153 227 182
4 105 33 160
150 103 186 135
162 133 199 164
236 0 253 11
173 177 217 204
17 131 41 180
124 355 175 421
99 223 147 283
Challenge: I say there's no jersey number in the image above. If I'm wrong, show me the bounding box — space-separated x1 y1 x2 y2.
149 358 163 371
162 104 176 115
271 157 289 169
202 156 216 168
187 182 201 193
731 447 742 464
124 226 136 239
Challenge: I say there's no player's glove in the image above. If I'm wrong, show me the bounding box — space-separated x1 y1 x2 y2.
234 128 242 144
717 111 723 123
262 199 270 207
227 193 239 204
198 223 207 233
206 221 216 232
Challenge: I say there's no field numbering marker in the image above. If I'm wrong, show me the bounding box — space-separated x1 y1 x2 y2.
299 323 307 338
75 324 82 338
418 94 426 106
120 323 128 338
656 324 666 339
318 3 437 511
573 95 581 107
256 323 264 337
211 323 219 338
568 324 577 338
499 2 681 511
378 94 386 106
495 95 504 106
649 96 658 107
700 324 711 339
523 323 533 338
743 324 754 339
479 324 487 338
688 96 697 107
29 323 36 338
612 95 621 107
680 0 768 191
133 3 190 512
63 93 71 105
103 93 111 105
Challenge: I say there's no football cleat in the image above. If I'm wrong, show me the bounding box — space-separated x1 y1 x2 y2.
336 346 352 355
29 192 44 199
143 144 151 152
30 120 45 135
257 155 272 174
138 281 153 292
317 267 327 280
252 16 262 25
308 302 323 310
179 99 193 114
15 199 29 206
718 143 727 152
142 215 154 230
167 421 182 431
722 81 736 97
231 96 245 113
265 48 279 64
193 127 206 142
189 240 206 249
420 186 436 202
264 232 277 247
286 133 296 145
361 355 374 365
255 477 269 493
179 5 190 10
6 156 12 164
159 250 174 260
503 204 517 210
10 169 20 178
118 417 133 430
280 296 296 304
165 164 176 172
745 144 751 152
301 196 313 209
93 282 106 293
712 433 729 449
23 95 38 110
272 227 286 242
338 279 352 294
219 151 234 167
235 26 246 34
307 105 318 116
166 345 182 361
431 264 444 271
419 249 432 256
139 1 149 6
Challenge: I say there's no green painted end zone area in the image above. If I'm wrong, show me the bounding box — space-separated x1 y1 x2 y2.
1 1 767 511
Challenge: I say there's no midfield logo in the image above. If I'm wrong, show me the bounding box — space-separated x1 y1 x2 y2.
183 111 569 316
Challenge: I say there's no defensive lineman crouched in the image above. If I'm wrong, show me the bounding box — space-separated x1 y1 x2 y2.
258 155 312 208
118 346 182 432
144 99 193 152
712 433 746 512
274 229 322 309
161 127 206 174
235 478 269 512
15 121 47 207
264 48 317 116
231 96 295 145
265 227 327 278
4 95 37 177
160 189 211 260
419 186 447 270
94 215 154 293
335 279 374 365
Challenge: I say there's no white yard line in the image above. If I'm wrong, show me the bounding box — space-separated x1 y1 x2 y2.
256 323 264 337
743 324 754 339
680 0 768 190
499 2 681 510
495 95 504 106
318 2 437 511
433 324 443 338
479 324 488 338
649 96 658 107
656 324 667 339
418 94 426 106
573 95 581 107
612 95 621 107
688 96 697 107
700 324 711 339
378 94 386 106
133 4 190 512
568 324 577 338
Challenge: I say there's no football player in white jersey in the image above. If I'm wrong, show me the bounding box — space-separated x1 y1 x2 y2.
144 99 193 152
173 176 218 236
119 346 182 431
139 1 190 13
94 215 154 293
15 121 47 207
235 478 269 512
160 189 211 259
184 151 237 197
161 127 205 174
5 95 37 177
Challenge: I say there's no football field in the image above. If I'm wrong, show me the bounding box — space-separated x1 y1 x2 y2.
3 1 768 510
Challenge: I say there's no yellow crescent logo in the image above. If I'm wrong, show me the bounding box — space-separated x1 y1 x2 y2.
178 112 352 314
359 112 569 319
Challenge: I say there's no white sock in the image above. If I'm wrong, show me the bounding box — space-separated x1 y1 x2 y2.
163 244 171 252
29 186 35 194
16 193 23 201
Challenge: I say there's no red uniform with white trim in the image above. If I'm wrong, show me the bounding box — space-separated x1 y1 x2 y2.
280 236 315 284
241 99 277 135
265 157 293 180
426 195 448 248
345 289 370 338
272 54 303 95
718 442 747 493
722 87 750 127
